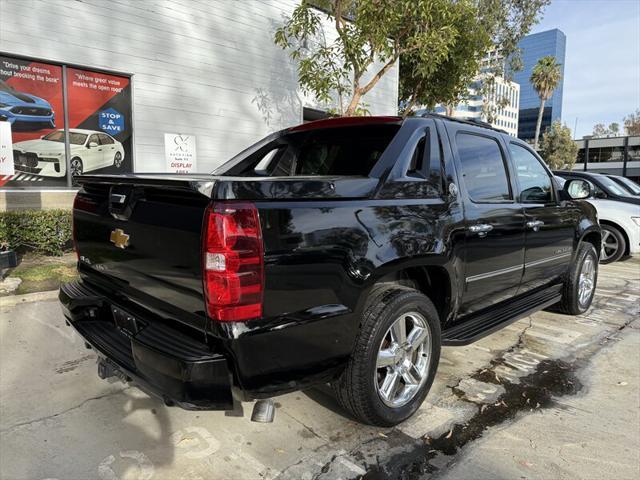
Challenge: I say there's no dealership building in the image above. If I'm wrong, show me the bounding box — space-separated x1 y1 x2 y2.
0 0 398 210
572 135 640 181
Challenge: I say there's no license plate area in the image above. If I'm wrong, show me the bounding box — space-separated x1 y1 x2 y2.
111 305 144 336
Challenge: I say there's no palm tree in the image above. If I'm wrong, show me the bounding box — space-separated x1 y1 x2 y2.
530 56 562 150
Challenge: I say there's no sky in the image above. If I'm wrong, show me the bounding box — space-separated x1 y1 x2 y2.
529 0 640 138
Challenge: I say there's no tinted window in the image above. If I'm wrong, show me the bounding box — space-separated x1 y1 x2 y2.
408 133 427 175
88 134 100 146
595 174 633 197
98 133 114 145
220 124 400 177
509 143 552 203
456 133 511 202
43 130 87 145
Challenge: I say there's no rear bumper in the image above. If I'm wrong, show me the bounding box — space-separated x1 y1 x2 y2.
59 280 234 410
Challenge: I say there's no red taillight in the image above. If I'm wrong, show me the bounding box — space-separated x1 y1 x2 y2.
202 202 264 322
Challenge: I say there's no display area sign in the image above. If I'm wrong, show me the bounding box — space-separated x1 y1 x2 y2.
164 133 197 174
0 122 15 176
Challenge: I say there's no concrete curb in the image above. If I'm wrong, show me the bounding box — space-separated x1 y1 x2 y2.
1 290 59 308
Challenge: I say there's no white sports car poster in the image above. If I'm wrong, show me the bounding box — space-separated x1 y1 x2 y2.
0 54 133 189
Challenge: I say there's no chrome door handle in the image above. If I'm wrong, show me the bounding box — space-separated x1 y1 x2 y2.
469 224 493 237
526 220 544 231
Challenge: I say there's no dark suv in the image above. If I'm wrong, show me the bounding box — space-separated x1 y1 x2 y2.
60 114 600 426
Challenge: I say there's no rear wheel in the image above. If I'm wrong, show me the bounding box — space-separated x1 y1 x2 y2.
113 151 123 168
333 286 441 426
600 224 625 264
558 242 598 315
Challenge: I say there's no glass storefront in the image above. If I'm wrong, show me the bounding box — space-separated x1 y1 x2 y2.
0 54 133 189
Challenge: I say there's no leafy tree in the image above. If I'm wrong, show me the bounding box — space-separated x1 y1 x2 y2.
275 0 549 117
592 123 607 137
400 0 550 118
623 109 640 135
531 55 562 150
276 0 463 115
608 122 620 135
540 121 578 170
399 1 489 115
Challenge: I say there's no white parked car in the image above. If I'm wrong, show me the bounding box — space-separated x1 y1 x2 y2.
586 198 640 264
555 176 640 263
13 129 125 177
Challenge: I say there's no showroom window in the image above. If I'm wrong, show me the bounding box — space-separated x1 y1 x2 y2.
0 54 133 189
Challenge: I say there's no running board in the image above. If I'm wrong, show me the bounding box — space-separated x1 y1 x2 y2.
442 285 562 346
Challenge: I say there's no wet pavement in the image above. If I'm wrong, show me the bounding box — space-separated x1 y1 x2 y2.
1 259 638 480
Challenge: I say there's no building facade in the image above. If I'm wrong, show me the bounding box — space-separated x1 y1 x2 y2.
512 29 566 142
0 0 399 209
431 75 520 137
572 135 640 181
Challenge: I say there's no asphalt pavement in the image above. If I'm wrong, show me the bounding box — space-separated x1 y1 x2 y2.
1 259 638 480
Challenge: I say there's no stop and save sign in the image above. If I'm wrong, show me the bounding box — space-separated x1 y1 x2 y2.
164 133 197 174
0 122 15 176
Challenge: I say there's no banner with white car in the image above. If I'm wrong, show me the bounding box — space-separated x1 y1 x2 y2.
0 55 132 189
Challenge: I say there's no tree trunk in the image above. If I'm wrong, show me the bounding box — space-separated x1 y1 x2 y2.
345 89 363 116
445 104 455 116
401 96 419 118
533 98 546 150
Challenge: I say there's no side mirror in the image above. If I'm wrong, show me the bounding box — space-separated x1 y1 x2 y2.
564 179 591 200
88 141 99 148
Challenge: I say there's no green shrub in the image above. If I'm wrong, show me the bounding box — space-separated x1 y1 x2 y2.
0 209 72 256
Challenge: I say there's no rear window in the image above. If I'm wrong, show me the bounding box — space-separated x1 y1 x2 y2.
220 124 401 177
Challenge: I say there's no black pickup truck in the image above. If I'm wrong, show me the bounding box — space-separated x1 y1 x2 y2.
60 115 600 426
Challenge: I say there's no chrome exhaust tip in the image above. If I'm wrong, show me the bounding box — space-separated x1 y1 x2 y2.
251 399 275 423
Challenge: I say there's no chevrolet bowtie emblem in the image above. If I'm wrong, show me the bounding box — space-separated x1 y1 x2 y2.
110 228 130 249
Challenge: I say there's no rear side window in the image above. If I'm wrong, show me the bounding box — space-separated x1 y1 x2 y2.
98 133 114 145
225 124 401 177
456 133 511 202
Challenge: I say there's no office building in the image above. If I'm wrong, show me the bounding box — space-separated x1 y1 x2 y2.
430 75 520 137
512 29 566 141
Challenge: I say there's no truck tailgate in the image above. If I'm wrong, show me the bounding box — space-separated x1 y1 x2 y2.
72 173 378 332
73 175 214 331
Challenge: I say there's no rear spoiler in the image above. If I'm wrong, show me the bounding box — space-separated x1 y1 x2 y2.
76 174 215 197
76 174 379 201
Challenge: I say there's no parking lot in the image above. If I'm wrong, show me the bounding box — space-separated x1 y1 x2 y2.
1 260 638 480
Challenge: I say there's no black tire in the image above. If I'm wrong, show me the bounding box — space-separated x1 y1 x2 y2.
70 157 83 176
557 242 598 315
114 151 123 168
600 224 626 264
333 285 441 426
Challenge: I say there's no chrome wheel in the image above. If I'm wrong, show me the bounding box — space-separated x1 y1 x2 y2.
114 152 123 168
601 229 619 262
70 158 83 176
578 255 596 306
375 312 431 408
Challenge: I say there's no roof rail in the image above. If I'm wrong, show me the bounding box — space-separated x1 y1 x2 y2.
416 112 508 134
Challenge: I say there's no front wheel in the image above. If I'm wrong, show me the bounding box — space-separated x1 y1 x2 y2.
600 224 626 264
333 286 441 426
70 157 83 176
557 242 598 315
